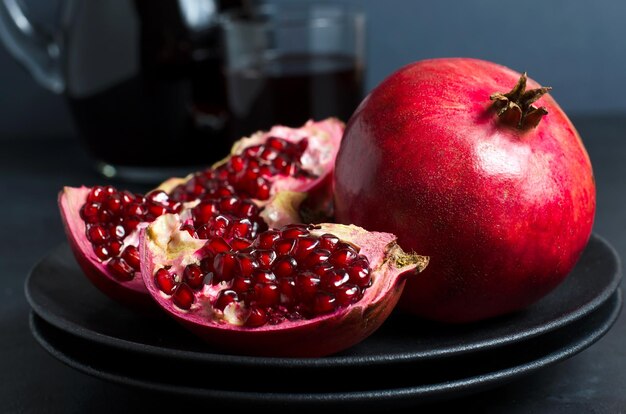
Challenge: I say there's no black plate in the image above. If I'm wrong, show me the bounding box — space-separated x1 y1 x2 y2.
29 289 623 410
25 234 621 367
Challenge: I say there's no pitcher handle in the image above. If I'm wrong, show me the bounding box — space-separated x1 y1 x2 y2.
0 0 64 93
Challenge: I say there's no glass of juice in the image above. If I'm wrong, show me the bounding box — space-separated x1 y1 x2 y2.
220 1 366 139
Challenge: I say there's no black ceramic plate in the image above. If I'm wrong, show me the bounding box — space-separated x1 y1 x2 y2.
25 234 621 367
29 289 623 410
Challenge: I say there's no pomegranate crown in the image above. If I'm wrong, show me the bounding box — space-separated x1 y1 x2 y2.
490 72 552 129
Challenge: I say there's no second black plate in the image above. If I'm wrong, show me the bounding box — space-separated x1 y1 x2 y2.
29 289 623 409
25 234 621 370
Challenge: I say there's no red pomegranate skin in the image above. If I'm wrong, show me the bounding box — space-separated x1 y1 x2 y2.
333 57 596 323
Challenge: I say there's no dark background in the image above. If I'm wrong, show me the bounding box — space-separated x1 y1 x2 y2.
1 0 625 139
2 1 626 413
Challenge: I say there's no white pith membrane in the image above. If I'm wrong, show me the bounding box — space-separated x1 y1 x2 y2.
142 216 429 329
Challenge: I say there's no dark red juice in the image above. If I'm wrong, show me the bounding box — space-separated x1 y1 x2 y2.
64 0 243 173
225 54 363 138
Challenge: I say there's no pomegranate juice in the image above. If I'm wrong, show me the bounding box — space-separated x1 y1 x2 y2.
225 54 363 138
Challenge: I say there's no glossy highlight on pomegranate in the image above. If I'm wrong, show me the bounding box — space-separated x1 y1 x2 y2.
140 216 428 357
333 58 596 323
58 118 344 311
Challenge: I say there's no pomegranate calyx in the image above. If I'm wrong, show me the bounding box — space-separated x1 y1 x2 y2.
490 72 552 129
386 243 429 277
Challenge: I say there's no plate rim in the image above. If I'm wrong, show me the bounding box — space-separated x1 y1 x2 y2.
25 233 622 367
28 289 623 406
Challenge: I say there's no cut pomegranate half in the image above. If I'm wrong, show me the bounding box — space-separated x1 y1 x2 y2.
58 118 345 311
140 215 429 357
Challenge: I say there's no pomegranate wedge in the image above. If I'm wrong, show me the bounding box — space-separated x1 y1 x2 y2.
58 118 345 311
140 215 429 357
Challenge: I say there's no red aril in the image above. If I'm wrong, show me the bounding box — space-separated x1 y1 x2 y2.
58 118 344 311
333 58 596 323
140 216 428 357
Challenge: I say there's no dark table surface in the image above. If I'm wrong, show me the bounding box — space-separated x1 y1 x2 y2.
2 115 626 413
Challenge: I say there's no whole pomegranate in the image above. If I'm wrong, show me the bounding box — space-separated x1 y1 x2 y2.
333 57 596 323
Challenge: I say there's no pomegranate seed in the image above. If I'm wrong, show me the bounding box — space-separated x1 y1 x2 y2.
252 269 276 284
105 194 123 215
145 189 169 205
232 276 252 293
253 178 271 200
172 283 195 309
312 263 334 278
121 245 140 271
295 138 309 154
295 271 321 301
200 255 215 273
278 277 296 305
93 244 111 261
193 201 217 224
87 224 108 245
244 145 262 158
122 216 141 232
120 190 135 204
107 240 123 256
313 291 336 314
97 208 113 223
348 258 372 288
272 256 297 279
213 252 238 283
155 268 178 294
229 155 245 172
185 180 205 198
266 136 286 150
183 263 205 289
124 202 146 217
208 215 230 237
195 224 211 239
254 230 280 249
281 224 311 239
323 269 350 290
219 197 240 213
335 284 361 306
237 200 258 218
80 203 100 223
252 249 276 269
302 249 331 268
215 289 238 310
272 155 289 173
204 236 231 254
253 282 280 307
109 224 126 240
231 237 252 250
293 236 319 260
273 239 295 256
87 186 107 203
236 254 258 277
103 185 116 196
107 257 134 281
329 248 358 267
228 219 251 239
146 203 167 218
319 234 340 251
260 147 278 160
245 306 267 327
215 185 234 197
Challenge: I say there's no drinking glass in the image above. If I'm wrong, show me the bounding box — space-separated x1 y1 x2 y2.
221 1 366 139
